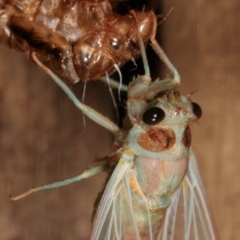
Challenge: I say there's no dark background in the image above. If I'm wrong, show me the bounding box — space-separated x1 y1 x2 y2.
0 0 239 239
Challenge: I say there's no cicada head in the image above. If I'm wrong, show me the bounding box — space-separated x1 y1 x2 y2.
127 90 202 158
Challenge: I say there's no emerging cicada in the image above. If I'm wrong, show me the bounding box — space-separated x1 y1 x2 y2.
10 33 218 239
0 0 158 83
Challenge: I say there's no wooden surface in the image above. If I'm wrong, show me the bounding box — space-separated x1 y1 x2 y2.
162 1 239 239
0 48 113 239
0 0 239 239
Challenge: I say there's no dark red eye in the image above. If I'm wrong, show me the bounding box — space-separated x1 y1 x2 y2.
142 107 165 125
192 102 202 119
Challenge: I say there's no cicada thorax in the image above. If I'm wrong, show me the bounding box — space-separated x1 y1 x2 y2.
0 0 157 82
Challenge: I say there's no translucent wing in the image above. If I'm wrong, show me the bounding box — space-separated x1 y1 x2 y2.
91 149 218 240
90 156 153 240
159 149 218 240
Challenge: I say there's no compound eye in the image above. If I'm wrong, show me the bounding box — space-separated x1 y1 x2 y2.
142 107 165 125
192 102 202 119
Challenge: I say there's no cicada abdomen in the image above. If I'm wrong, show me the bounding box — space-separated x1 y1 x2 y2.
0 0 157 83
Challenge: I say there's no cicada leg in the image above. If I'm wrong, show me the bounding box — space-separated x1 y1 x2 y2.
31 53 120 134
100 77 128 92
128 12 181 104
11 165 106 201
150 38 181 85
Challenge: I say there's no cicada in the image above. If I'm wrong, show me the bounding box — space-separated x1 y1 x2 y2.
0 0 158 83
11 33 218 239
